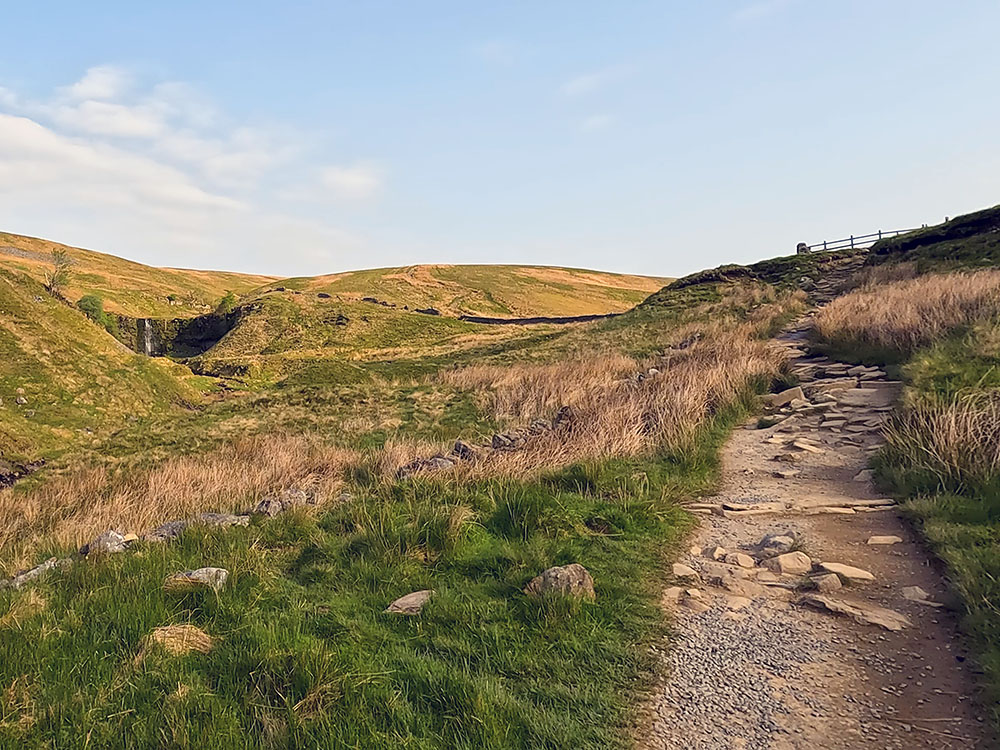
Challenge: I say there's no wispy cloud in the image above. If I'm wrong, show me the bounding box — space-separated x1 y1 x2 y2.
0 65 378 273
580 114 615 133
320 162 384 200
731 0 795 22
560 64 632 98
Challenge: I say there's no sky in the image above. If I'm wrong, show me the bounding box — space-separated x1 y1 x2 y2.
0 1 998 279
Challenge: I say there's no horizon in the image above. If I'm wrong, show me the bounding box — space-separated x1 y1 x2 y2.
1 2 998 279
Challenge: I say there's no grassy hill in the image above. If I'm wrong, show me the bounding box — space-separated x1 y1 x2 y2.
0 268 204 470
0 232 276 318
867 203 1000 270
262 264 670 318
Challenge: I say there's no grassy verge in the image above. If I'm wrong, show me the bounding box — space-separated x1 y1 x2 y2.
0 401 753 749
815 277 1000 727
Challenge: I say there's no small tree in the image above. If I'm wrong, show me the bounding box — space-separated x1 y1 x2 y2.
44 249 72 296
216 290 238 314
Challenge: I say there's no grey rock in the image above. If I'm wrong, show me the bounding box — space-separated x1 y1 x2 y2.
800 594 910 631
764 551 812 576
524 563 595 599
164 567 229 593
385 589 434 615
79 530 134 555
145 513 249 543
250 487 314 517
0 556 73 590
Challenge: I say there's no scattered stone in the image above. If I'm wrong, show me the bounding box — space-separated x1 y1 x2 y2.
764 386 805 408
725 595 752 610
662 586 685 605
800 594 910 631
672 563 700 581
0 557 72 591
725 552 756 569
819 562 875 582
811 573 842 593
79 530 132 555
853 469 875 483
163 567 229 593
145 513 250 543
524 563 595 599
688 545 702 556
791 439 824 454
867 535 903 546
757 533 796 559
385 589 434 615
772 468 800 479
250 487 315 517
764 551 812 576
451 439 479 461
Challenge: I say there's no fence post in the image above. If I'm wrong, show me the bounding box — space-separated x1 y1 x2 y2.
823 240 827 251
850 235 854 248
878 230 882 240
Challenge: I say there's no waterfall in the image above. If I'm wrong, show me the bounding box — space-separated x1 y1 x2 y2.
138 318 155 356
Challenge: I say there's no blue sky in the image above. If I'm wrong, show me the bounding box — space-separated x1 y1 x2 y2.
1 1 998 278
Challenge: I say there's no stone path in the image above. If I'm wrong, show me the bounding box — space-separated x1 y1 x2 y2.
640 316 991 749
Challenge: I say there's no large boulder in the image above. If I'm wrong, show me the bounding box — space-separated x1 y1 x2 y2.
763 551 812 576
524 563 595 600
79 530 137 555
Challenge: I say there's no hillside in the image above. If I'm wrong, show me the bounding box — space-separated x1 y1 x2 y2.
0 268 203 473
0 232 276 318
262 264 670 318
867 203 1000 269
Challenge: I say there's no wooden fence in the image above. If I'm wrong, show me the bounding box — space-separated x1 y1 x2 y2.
805 228 919 253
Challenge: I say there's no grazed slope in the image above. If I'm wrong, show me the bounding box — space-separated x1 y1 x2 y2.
0 232 276 318
272 264 671 318
0 269 202 466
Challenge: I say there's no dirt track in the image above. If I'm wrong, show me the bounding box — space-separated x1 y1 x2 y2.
639 317 991 749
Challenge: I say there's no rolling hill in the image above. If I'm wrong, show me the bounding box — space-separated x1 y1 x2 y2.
0 232 277 318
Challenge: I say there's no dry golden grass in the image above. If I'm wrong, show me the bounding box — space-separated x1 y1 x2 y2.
885 394 1000 490
815 269 1000 354
0 435 358 574
138 625 216 661
441 325 786 478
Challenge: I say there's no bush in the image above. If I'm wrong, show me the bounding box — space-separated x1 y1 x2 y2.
216 290 238 314
76 294 117 334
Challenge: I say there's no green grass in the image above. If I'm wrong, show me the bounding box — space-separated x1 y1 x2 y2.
867 203 1000 271
0 399 754 749
854 324 1000 728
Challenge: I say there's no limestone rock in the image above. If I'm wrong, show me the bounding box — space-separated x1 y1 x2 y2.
811 573 842 593
725 552 756 569
385 589 434 615
800 594 910 631
765 387 805 408
867 535 903 546
164 567 229 593
79 530 132 555
757 532 796 559
524 563 595 599
853 469 875 483
764 551 812 576
145 513 250 543
819 562 875 582
0 557 72 591
250 487 315 517
672 563 700 581
708 546 727 561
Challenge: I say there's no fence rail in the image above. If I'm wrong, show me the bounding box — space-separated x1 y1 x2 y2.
805 228 919 253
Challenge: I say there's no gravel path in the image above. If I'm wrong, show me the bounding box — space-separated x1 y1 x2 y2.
639 317 991 749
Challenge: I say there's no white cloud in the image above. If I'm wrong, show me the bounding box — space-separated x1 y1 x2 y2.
580 114 615 132
320 163 384 199
0 66 381 275
61 64 132 101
